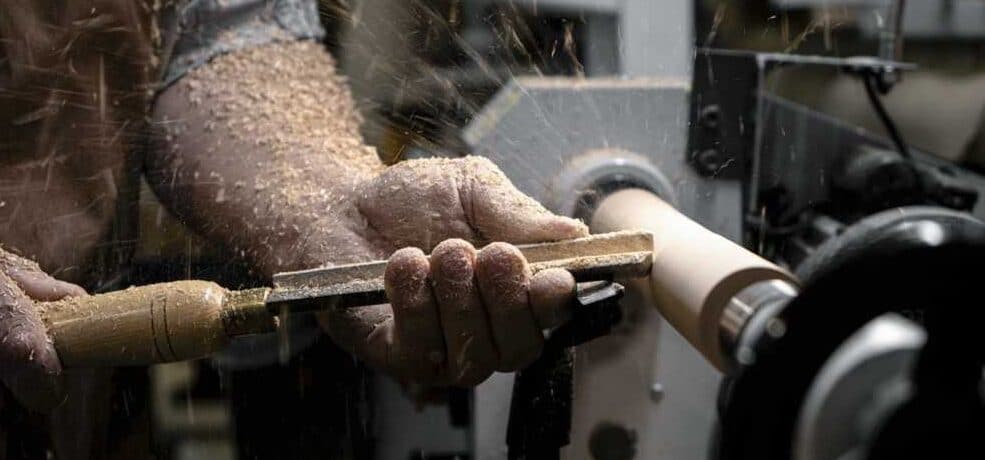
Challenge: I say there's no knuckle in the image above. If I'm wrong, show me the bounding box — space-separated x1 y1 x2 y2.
386 248 429 283
389 247 427 265
530 269 576 299
385 256 434 313
529 274 574 328
432 238 475 256
431 240 475 284
477 242 525 270
534 268 575 284
477 246 530 307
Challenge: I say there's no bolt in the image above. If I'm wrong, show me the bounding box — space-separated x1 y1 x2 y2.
766 317 787 338
695 149 726 176
699 104 722 129
649 382 665 403
589 422 638 460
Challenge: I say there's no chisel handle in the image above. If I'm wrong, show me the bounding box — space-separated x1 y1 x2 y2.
40 281 271 367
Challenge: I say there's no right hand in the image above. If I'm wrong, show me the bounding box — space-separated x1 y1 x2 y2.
0 248 85 412
321 157 589 387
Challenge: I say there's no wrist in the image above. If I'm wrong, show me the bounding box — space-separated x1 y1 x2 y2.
256 187 383 276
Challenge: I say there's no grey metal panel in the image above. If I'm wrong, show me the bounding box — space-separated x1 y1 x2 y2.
463 77 742 240
474 373 515 460
499 0 694 78
582 15 621 76
620 0 693 78
374 377 470 460
565 289 720 460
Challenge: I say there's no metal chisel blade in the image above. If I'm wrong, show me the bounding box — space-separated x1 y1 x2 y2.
265 230 654 309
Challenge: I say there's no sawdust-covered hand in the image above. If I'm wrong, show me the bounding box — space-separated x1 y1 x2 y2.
323 156 589 386
0 248 84 411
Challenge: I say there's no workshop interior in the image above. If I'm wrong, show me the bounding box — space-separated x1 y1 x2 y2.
10 0 985 459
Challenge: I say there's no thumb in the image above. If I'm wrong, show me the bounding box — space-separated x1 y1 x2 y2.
461 157 588 243
7 269 87 302
1 249 86 301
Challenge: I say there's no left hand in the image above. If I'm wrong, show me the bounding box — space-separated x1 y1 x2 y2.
318 156 589 386
0 249 86 412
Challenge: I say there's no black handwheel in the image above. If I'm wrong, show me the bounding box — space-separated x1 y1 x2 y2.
718 207 985 460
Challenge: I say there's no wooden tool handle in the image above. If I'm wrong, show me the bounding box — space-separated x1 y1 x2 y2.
40 281 233 367
591 189 797 370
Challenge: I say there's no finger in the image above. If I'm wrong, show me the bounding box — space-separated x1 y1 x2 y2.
529 268 577 330
0 273 64 412
462 157 588 243
0 250 85 301
6 269 86 302
430 239 497 387
475 243 543 372
385 248 446 384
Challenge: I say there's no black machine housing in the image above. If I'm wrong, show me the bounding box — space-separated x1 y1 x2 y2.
688 49 985 460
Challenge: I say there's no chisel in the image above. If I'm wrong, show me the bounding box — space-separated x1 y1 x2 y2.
39 231 653 367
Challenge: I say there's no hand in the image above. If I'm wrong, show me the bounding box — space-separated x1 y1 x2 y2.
320 157 589 386
0 248 85 411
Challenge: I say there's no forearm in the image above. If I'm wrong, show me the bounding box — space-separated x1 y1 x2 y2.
146 41 385 276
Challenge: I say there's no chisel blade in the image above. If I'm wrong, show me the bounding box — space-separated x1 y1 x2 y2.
265 231 654 310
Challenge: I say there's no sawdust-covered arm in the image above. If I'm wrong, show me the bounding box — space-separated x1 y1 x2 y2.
145 40 591 386
146 40 386 276
145 40 588 275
